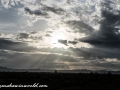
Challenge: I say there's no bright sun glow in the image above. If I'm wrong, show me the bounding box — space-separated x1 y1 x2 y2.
51 30 67 48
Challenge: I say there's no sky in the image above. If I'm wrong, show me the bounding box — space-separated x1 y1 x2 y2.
0 0 120 70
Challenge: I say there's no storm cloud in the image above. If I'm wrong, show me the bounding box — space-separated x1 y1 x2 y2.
80 1 120 48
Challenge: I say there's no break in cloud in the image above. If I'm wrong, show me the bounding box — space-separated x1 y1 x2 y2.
0 0 120 70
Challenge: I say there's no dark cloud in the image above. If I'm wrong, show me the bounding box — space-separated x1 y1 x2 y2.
16 32 42 40
66 0 71 4
80 1 120 48
30 31 37 34
34 10 48 16
45 34 51 37
69 47 92 59
17 33 29 39
68 59 120 70
24 4 66 18
42 5 65 15
69 47 120 60
0 38 37 52
66 20 94 34
24 7 33 14
92 62 120 70
68 40 78 45
58 39 67 45
24 7 49 18
29 36 42 40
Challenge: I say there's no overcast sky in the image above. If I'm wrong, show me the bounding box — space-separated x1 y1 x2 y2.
0 0 120 70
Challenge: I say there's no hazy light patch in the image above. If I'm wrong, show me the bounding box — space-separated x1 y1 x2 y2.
22 26 90 49
75 42 93 48
0 33 14 39
51 28 67 48
0 49 63 56
0 49 83 60
53 59 64 63
105 58 119 63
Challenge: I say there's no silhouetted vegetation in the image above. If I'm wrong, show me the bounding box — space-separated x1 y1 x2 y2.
0 72 120 90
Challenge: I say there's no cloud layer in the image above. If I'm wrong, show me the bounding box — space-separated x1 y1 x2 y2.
80 1 120 48
0 0 120 70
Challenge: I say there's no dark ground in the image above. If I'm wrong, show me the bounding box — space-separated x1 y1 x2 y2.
0 72 120 90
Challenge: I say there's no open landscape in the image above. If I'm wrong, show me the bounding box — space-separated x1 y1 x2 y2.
0 72 120 90
1 0 120 90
